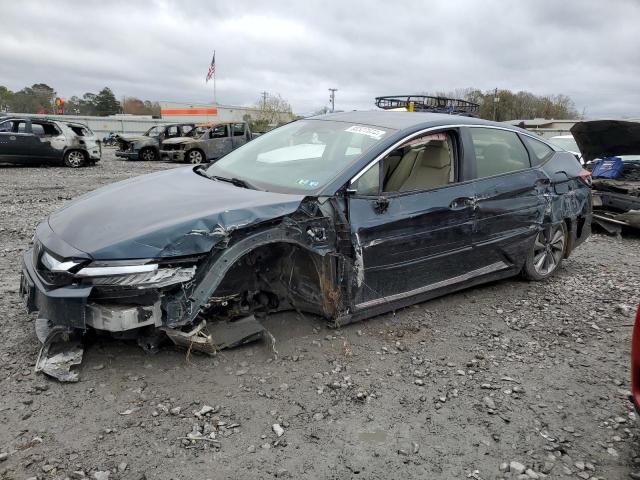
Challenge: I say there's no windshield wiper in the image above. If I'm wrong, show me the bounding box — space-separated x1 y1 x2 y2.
211 175 259 190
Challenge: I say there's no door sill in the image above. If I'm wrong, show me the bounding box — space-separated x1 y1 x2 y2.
354 261 509 310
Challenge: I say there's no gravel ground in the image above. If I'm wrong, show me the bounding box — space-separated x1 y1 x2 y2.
1 150 640 480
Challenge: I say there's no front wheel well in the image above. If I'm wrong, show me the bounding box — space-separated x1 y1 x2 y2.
203 242 337 320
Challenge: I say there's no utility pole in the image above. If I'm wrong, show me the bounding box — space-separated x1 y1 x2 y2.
492 87 499 121
260 91 269 110
328 88 337 113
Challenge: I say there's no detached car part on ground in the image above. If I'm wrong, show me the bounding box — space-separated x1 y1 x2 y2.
115 123 195 162
160 121 253 164
21 111 592 381
571 120 640 233
0 117 101 167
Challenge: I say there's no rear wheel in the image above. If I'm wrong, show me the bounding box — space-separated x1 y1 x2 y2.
64 150 86 168
139 148 157 161
186 149 204 164
522 223 567 280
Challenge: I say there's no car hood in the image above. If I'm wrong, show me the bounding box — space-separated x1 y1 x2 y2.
570 120 640 161
47 167 305 260
162 137 194 145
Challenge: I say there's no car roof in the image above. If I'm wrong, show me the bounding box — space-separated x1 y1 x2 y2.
308 110 531 134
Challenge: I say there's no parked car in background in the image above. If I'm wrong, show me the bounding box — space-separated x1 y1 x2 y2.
115 123 195 161
160 121 253 164
571 120 640 232
550 134 582 161
21 111 592 362
0 117 101 167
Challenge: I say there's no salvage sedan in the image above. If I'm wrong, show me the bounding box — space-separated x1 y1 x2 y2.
20 111 592 379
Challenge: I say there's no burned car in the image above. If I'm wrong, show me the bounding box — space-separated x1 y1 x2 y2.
0 117 101 167
115 123 195 161
571 120 640 232
160 121 252 164
21 111 592 380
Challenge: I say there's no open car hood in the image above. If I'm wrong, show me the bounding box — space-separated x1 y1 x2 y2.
570 120 640 161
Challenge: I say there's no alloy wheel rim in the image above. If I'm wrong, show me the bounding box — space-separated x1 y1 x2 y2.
142 150 154 161
68 151 83 167
189 151 203 164
532 226 565 276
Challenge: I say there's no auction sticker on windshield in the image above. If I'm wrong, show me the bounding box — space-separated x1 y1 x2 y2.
345 125 386 140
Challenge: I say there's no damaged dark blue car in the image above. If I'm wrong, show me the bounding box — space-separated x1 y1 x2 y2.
21 111 592 379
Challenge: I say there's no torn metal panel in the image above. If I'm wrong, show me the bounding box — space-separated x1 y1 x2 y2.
35 327 83 383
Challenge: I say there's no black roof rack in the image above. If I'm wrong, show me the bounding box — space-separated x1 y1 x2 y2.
375 95 479 117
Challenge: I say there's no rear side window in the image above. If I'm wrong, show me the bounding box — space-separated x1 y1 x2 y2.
32 122 61 137
470 128 530 178
522 135 554 166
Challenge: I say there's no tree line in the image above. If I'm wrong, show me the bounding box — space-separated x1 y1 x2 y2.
0 83 160 117
433 87 579 121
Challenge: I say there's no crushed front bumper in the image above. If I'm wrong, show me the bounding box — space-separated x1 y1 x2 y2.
160 150 185 162
115 150 139 160
21 249 161 332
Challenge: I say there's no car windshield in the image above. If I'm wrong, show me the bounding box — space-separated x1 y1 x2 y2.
550 136 579 152
205 119 394 193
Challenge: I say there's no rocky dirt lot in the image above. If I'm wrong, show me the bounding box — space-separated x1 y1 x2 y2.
1 150 640 480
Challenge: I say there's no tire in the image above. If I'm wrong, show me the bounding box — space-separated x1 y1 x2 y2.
64 150 86 168
522 222 567 281
139 148 157 162
186 149 204 164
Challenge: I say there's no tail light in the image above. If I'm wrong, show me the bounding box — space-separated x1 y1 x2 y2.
631 306 640 412
579 168 592 187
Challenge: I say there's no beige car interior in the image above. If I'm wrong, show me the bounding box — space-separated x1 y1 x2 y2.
383 136 454 192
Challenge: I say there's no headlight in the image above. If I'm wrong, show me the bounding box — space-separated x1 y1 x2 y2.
76 264 196 288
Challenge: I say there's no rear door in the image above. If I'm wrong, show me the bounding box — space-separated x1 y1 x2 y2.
466 127 548 267
30 121 65 160
347 129 478 307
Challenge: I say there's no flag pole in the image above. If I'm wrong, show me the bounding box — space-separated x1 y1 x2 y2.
213 50 217 105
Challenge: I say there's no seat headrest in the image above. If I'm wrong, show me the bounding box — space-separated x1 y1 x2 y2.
418 144 450 169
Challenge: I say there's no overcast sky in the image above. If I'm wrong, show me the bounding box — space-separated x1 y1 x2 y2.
1 0 639 117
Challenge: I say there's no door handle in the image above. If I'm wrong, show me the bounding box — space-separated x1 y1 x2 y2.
373 196 389 214
449 197 475 210
9 136 16 141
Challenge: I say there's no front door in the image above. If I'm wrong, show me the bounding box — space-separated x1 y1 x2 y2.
231 123 249 149
205 124 232 160
347 129 477 307
0 119 36 163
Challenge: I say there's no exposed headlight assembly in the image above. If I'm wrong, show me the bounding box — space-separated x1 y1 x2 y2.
76 264 196 288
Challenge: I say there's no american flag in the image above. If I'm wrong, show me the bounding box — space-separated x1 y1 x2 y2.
205 52 216 82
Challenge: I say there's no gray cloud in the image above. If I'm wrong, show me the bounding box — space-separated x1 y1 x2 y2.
1 0 638 117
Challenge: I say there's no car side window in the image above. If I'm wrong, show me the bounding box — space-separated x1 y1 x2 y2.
32 122 60 137
470 128 530 178
0 120 12 132
232 123 245 136
181 125 194 136
210 125 228 138
16 121 28 133
352 131 455 195
522 135 554 166
166 126 179 137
